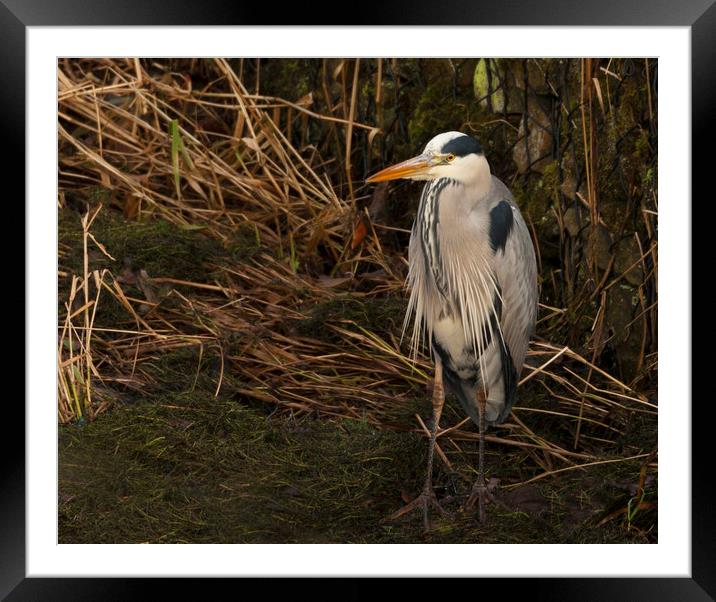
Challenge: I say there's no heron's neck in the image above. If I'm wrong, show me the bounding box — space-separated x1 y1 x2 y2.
464 158 493 204
442 153 492 203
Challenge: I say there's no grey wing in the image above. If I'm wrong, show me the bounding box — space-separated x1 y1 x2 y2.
492 198 538 382
477 194 537 425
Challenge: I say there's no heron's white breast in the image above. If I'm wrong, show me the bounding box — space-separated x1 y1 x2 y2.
432 313 478 379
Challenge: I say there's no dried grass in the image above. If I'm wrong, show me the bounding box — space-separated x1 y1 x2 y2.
58 58 657 480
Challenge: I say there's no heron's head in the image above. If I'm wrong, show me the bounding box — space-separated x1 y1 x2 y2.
366 131 490 188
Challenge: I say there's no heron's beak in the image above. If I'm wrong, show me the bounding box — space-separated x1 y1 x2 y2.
366 154 432 183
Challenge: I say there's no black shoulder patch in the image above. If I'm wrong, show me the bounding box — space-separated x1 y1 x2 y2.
441 135 483 157
489 200 514 253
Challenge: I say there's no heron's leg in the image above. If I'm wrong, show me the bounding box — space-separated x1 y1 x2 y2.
465 387 498 522
423 358 444 496
476 388 487 522
386 358 449 530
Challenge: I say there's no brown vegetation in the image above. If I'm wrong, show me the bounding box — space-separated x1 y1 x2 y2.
57 58 657 543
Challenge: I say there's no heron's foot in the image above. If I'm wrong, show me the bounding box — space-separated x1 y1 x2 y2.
385 485 451 531
464 477 502 522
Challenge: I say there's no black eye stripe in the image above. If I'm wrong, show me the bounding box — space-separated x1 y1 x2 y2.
441 135 484 157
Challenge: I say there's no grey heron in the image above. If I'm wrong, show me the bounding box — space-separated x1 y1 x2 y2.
366 131 538 527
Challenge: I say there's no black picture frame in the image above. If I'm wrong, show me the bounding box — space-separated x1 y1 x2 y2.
7 1 712 599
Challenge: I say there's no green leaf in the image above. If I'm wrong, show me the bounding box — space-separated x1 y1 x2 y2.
170 119 181 197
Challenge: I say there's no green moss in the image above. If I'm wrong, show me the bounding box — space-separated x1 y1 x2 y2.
407 79 462 148
225 222 264 262
59 204 227 282
58 205 263 329
510 166 558 235
252 59 316 103
392 60 476 152
59 394 427 543
59 393 656 543
295 295 408 343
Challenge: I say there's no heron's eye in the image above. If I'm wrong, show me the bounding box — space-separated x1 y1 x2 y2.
446 154 456 162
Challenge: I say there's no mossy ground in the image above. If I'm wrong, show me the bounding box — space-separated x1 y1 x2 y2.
59 207 656 544
59 387 656 544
